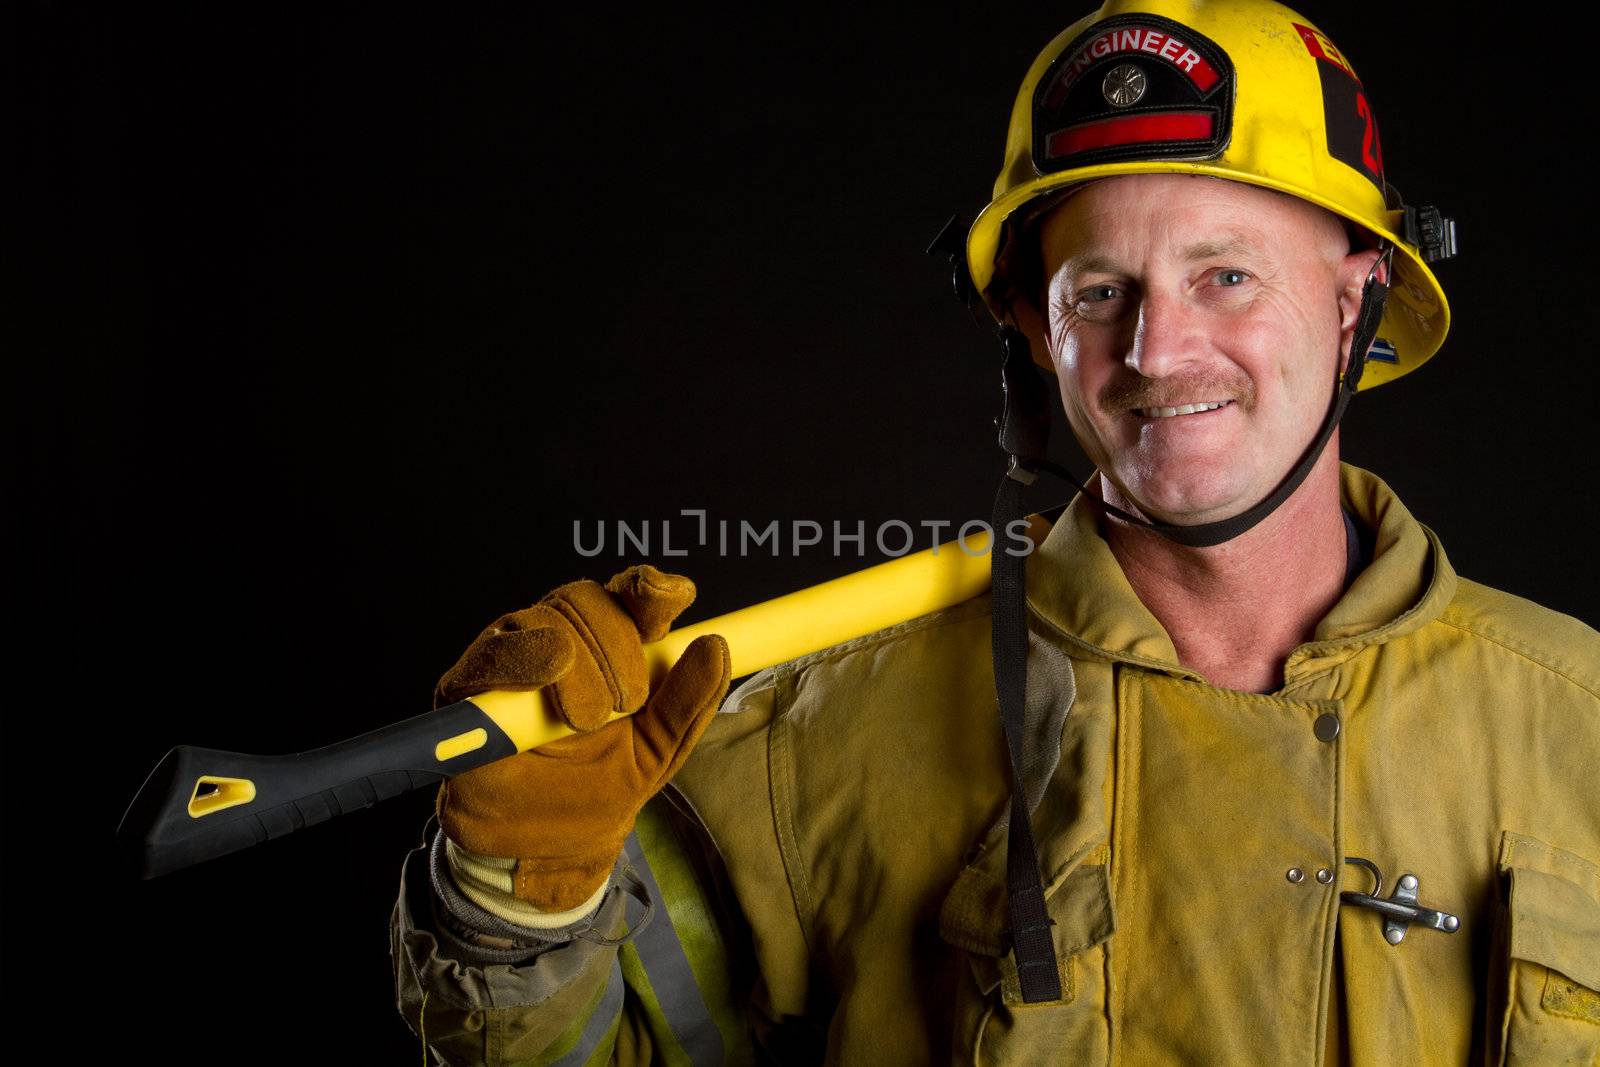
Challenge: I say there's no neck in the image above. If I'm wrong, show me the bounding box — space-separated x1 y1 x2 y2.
1100 445 1348 694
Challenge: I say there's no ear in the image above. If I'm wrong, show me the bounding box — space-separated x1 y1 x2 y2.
1335 247 1388 373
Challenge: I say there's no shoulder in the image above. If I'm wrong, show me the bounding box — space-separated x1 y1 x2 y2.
696 593 1004 815
717 594 995 722
1434 576 1600 701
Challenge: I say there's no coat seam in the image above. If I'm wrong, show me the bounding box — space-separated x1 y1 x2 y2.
1140 668 1344 711
1110 664 1136 1057
718 601 990 716
1103 661 1120 1064
1433 617 1600 704
1314 694 1346 1067
767 668 818 961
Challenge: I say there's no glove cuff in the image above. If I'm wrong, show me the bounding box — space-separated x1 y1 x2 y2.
444 836 611 928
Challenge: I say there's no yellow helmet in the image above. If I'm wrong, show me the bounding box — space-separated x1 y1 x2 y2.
966 0 1454 390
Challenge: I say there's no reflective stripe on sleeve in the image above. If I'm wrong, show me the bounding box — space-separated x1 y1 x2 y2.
619 825 728 1066
547 957 626 1067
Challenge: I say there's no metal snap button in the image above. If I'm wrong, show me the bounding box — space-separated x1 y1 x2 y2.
1313 713 1341 742
1316 868 1334 884
1286 867 1306 883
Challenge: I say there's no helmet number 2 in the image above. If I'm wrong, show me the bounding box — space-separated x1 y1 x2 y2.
1311 63 1385 190
1296 22 1385 191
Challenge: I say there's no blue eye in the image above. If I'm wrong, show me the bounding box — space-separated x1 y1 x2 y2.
1216 269 1249 286
1083 284 1121 302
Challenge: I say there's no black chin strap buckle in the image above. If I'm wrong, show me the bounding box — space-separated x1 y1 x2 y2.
1006 455 1038 486
1344 245 1394 394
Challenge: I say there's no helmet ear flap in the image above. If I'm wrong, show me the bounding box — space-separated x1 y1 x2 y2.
990 184 1093 324
928 212 1055 374
993 218 1047 324
995 326 1053 465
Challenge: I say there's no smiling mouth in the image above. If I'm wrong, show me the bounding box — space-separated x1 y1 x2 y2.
1132 399 1234 419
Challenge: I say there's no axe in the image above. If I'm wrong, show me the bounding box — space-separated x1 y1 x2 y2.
117 516 1050 879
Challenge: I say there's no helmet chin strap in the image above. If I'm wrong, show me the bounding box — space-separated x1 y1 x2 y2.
985 250 1390 1004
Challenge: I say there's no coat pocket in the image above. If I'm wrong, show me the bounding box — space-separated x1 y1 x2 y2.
1490 831 1600 1067
939 849 1115 1066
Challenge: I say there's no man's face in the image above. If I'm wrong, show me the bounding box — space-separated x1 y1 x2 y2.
1034 173 1374 526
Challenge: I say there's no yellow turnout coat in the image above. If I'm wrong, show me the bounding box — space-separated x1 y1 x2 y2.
392 464 1600 1065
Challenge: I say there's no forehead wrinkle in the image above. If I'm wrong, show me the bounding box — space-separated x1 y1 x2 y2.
1050 225 1269 282
1178 232 1262 262
1060 252 1124 278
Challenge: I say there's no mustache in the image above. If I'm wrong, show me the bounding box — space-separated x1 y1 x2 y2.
1099 370 1256 413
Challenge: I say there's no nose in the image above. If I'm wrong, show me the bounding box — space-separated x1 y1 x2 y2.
1124 288 1202 379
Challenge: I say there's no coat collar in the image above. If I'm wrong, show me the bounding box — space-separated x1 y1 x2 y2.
1023 462 1459 686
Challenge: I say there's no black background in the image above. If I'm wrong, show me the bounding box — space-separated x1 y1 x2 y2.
17 3 1599 1060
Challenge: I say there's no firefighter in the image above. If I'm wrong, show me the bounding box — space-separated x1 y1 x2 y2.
391 1 1600 1062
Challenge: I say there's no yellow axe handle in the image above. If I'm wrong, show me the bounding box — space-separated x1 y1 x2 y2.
466 514 1051 752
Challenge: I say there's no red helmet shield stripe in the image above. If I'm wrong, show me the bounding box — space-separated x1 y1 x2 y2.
1043 111 1215 157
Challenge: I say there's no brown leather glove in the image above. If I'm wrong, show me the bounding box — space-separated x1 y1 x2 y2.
433 564 730 911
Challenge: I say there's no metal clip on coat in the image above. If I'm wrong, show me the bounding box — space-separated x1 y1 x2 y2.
1340 856 1461 945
